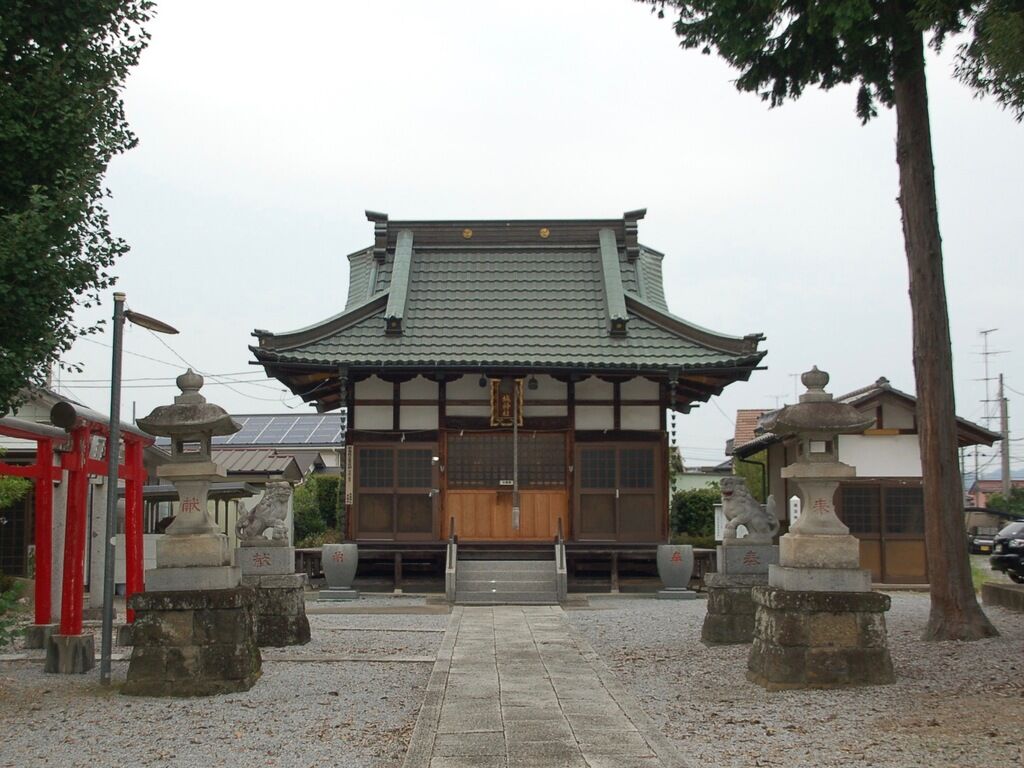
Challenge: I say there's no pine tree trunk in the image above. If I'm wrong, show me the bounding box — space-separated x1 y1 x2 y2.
893 31 998 641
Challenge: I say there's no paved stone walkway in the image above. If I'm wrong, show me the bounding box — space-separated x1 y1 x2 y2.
403 605 685 768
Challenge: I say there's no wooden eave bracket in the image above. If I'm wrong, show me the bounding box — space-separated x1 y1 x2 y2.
599 228 629 337
384 229 413 335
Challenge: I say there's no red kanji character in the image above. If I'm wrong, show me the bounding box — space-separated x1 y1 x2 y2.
332 550 345 563
671 551 682 563
743 550 760 567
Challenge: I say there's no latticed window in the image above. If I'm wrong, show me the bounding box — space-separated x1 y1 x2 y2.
447 433 565 489
398 449 433 488
620 448 654 489
839 486 880 533
359 448 393 488
580 448 615 489
883 487 924 534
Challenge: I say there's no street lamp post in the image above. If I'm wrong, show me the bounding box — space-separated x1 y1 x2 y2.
100 292 177 686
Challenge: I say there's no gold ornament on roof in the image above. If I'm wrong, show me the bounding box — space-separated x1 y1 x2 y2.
539 227 550 239
462 228 473 239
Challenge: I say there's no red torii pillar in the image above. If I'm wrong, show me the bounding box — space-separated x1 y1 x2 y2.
0 419 64 626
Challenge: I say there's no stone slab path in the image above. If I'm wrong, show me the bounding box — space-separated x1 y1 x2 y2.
403 605 686 768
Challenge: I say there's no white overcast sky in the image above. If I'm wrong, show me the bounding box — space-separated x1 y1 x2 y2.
57 1 1022 478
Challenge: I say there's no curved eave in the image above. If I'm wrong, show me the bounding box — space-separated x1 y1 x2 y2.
252 292 389 352
624 294 763 357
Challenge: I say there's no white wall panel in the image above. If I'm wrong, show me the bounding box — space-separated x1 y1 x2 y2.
402 376 439 399
355 375 391 399
400 405 438 430
357 405 393 430
575 405 614 430
621 405 660 430
621 377 659 400
838 435 921 477
575 376 613 399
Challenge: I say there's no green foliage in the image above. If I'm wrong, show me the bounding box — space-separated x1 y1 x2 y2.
955 0 1024 120
0 576 25 649
0 475 31 509
670 532 717 549
295 528 344 549
667 445 684 486
641 1 1012 122
987 487 1024 515
733 451 767 502
670 483 720 540
293 474 343 543
0 1 154 415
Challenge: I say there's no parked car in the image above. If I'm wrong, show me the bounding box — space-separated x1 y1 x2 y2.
990 521 1024 584
968 527 998 554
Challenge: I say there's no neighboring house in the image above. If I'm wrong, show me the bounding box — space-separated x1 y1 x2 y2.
151 412 344 546
966 479 1024 508
251 210 765 570
672 457 731 494
731 377 999 584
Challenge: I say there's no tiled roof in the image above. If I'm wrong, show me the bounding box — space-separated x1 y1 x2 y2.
212 448 301 480
734 409 770 451
253 216 763 374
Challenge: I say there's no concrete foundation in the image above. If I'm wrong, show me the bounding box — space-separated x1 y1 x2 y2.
44 634 95 674
319 588 359 601
701 573 766 645
24 623 58 650
241 573 310 647
746 586 895 689
145 565 242 592
123 587 261 697
982 581 1024 613
656 587 698 600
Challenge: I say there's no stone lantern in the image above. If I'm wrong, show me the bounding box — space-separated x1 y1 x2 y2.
136 369 241 585
125 370 261 696
746 366 895 688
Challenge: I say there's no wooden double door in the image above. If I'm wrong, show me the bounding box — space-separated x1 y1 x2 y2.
442 431 568 542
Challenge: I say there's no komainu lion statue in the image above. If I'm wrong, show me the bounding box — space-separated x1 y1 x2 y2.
720 475 779 544
236 481 291 547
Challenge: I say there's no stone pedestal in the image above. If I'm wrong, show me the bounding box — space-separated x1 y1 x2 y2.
44 634 95 674
123 587 261 697
702 543 778 644
747 587 895 689
238 546 310 647
701 573 764 644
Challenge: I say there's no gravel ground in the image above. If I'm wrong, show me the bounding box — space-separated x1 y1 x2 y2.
0 607 446 768
567 593 1023 768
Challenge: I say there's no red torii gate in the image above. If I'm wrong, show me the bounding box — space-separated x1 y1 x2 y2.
0 407 152 634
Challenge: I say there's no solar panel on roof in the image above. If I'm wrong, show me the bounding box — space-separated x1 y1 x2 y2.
229 415 273 444
281 420 317 443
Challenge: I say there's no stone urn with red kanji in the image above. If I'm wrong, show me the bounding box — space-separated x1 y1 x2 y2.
321 543 359 600
656 544 696 599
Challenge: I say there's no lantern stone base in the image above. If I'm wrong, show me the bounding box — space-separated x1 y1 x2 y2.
768 564 871 592
746 586 894 690
157 533 232 568
44 634 95 674
701 573 766 645
718 544 780 574
145 565 241 592
123 587 261 697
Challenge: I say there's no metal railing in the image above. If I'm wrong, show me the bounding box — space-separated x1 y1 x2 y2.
445 515 458 603
554 517 567 602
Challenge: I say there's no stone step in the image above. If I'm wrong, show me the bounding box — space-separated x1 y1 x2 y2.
457 560 554 573
455 591 558 605
456 579 556 593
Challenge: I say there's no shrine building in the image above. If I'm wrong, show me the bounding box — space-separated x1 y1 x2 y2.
251 210 765 590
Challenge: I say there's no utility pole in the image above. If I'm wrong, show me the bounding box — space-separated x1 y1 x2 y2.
1000 374 1010 501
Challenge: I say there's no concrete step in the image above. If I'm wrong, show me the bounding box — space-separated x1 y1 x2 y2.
457 560 554 574
457 579 555 593
455 591 559 605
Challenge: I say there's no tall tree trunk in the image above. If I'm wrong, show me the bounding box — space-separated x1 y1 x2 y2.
893 31 998 641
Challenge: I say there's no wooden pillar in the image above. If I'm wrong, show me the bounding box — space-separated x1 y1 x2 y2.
33 439 54 626
394 552 403 589
124 439 144 623
610 551 620 594
59 428 90 636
